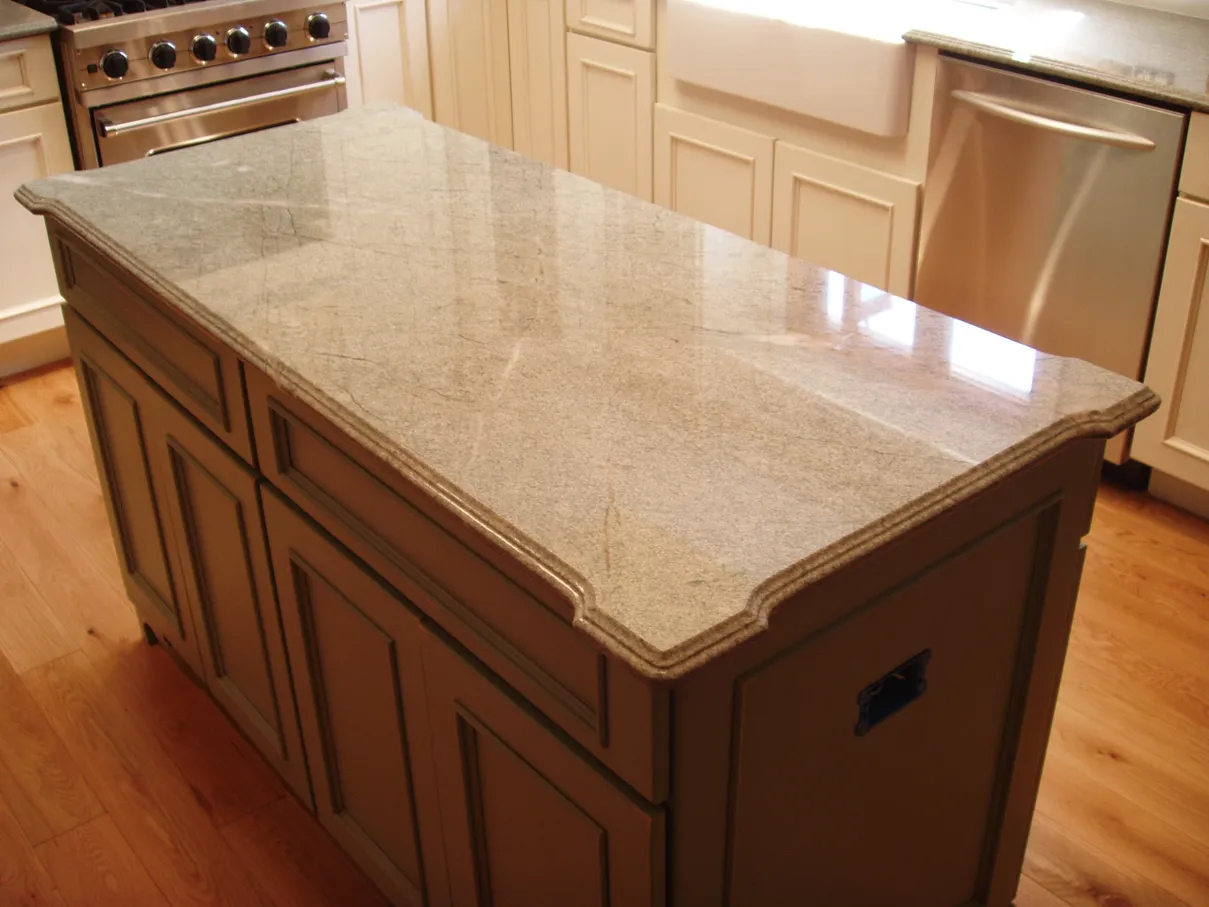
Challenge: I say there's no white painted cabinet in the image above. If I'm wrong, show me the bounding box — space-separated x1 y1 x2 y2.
1134 197 1209 493
565 0 653 49
654 105 773 244
566 32 653 201
507 0 568 168
771 141 919 297
343 0 432 116
428 0 513 146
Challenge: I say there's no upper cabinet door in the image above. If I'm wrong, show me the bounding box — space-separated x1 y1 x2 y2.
1134 197 1209 492
654 105 774 245
263 489 450 907
421 627 665 907
344 0 433 116
566 0 653 49
771 141 919 297
429 0 513 146
507 0 569 168
566 33 653 201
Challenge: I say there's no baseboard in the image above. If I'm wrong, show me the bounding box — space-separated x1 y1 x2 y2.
1149 471 1209 522
0 297 69 379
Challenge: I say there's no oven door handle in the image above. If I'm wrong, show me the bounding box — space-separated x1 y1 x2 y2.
97 70 346 138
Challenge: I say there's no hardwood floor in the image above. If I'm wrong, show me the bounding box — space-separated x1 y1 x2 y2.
0 362 1207 907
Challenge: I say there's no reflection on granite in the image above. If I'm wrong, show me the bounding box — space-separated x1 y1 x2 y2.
16 106 1158 677
909 0 1209 113
0 0 56 39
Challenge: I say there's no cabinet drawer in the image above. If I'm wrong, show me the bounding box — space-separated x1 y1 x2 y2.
245 364 667 802
1181 113 1209 202
0 35 59 113
52 230 255 464
566 0 653 49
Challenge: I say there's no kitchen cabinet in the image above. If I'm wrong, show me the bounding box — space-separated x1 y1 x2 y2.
263 489 449 907
567 32 653 200
428 0 513 146
64 308 312 803
421 626 665 907
343 0 433 116
654 104 774 244
0 38 74 377
771 141 919 296
566 0 653 50
1134 197 1209 493
507 0 569 168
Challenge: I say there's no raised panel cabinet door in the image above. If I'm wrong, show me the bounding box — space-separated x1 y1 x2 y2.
421 629 665 907
428 0 513 146
344 0 433 116
154 397 312 806
653 104 774 244
63 307 203 675
1134 197 1209 491
566 33 653 201
565 0 653 49
262 489 449 907
771 141 919 296
507 0 568 168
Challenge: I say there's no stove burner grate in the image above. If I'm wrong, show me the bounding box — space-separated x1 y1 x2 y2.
19 0 213 25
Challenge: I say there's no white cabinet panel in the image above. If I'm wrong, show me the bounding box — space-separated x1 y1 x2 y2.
429 0 513 146
508 0 568 168
0 36 59 114
772 141 919 296
344 0 432 117
566 33 653 201
1135 197 1209 492
566 0 653 49
654 104 773 244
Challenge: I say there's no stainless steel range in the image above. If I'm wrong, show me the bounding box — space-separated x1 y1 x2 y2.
21 0 347 168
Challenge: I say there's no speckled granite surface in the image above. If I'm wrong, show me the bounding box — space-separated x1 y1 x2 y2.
908 0 1209 113
0 0 55 39
15 106 1158 677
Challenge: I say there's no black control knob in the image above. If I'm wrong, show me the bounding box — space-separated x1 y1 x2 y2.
226 26 251 55
306 12 330 39
264 19 288 48
148 41 176 69
100 49 128 79
191 33 218 62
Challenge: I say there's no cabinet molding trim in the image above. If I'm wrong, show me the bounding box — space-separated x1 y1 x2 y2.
0 50 33 104
668 131 760 237
789 172 895 288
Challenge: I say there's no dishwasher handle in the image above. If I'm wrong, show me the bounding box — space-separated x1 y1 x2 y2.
951 90 1157 151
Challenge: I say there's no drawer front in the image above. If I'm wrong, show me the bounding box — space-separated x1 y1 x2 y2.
566 0 653 49
52 231 255 464
0 35 59 113
245 364 666 802
1181 112 1209 202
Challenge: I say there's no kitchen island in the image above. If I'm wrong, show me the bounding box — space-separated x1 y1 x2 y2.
17 105 1157 907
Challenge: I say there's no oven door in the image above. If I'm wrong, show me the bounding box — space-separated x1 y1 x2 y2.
92 62 346 167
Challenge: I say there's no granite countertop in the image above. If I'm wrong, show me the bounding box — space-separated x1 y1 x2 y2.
0 0 55 40
907 0 1209 113
15 106 1158 678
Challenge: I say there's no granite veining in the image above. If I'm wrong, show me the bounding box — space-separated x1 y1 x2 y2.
907 0 1209 113
0 0 56 40
16 106 1158 677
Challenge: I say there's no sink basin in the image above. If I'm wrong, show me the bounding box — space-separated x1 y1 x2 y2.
666 0 916 137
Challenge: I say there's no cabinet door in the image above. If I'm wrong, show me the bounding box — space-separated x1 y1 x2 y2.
64 307 203 675
344 0 433 116
771 141 919 296
654 105 774 244
156 396 312 805
1134 197 1209 491
263 490 449 907
428 0 513 146
507 0 568 168
422 629 664 907
566 0 653 49
566 33 653 201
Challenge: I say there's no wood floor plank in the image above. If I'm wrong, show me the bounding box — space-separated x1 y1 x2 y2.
0 385 33 434
221 796 390 907
0 644 104 844
2 366 82 430
0 538 77 675
22 651 279 907
35 814 171 907
1013 872 1072 907
0 779 61 907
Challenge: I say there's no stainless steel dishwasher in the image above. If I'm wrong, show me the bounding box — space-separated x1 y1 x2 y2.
915 56 1185 462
